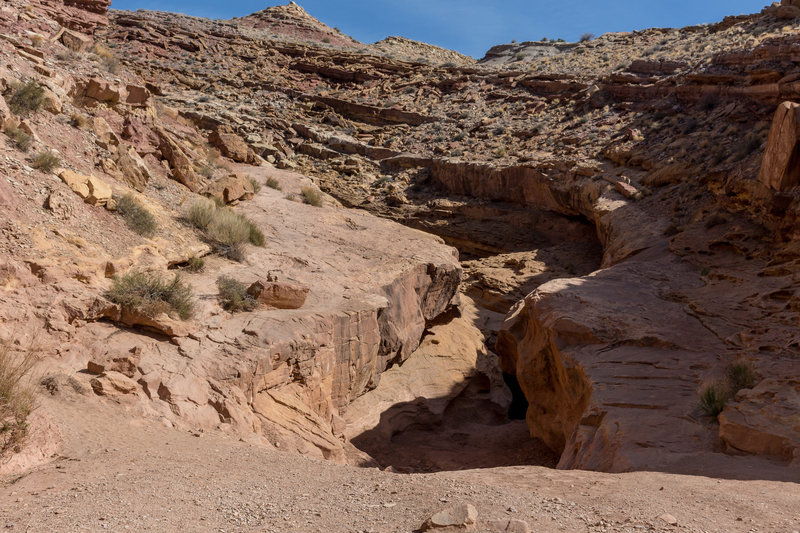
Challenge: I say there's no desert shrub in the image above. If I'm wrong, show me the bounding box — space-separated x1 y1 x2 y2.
580 33 595 43
116 193 158 237
31 151 60 173
69 112 89 129
699 380 729 417
727 359 756 393
301 186 323 207
8 81 45 117
91 44 119 73
216 276 257 312
249 177 262 193
3 126 32 152
186 198 216 231
186 199 265 260
185 256 205 272
106 270 195 320
29 35 44 48
0 336 37 454
266 177 281 190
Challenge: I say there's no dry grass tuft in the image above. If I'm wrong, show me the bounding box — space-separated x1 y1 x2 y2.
185 199 265 260
31 151 61 173
8 81 45 117
0 335 38 455
217 276 257 312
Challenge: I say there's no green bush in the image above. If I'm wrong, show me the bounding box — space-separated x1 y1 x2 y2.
106 270 195 320
249 177 262 193
3 126 32 152
185 256 205 272
301 186 323 207
117 193 158 237
31 151 60 173
8 81 45 117
266 177 281 190
699 380 729 418
186 199 216 231
216 276 257 312
727 360 756 393
185 199 265 261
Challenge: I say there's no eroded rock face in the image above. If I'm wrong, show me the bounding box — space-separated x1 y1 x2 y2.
758 101 800 191
720 380 800 462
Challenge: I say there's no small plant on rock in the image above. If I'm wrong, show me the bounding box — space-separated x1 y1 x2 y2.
727 359 756 393
31 151 60 173
266 177 281 190
185 256 205 272
69 113 89 129
216 276 257 312
3 126 32 152
301 186 323 207
186 198 217 231
8 81 45 117
116 193 158 237
249 177 262 193
699 380 729 418
106 270 195 320
185 199 265 261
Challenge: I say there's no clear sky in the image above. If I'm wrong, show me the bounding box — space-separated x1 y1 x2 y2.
110 0 768 58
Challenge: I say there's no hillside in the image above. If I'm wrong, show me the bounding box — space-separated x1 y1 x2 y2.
0 0 798 531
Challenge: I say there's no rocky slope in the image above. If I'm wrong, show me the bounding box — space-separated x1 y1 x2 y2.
0 0 798 500
95 0 800 475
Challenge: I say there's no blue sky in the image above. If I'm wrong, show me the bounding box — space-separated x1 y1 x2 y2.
110 0 768 58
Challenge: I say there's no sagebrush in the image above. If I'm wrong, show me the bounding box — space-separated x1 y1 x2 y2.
8 81 45 116
217 276 257 312
31 151 60 173
106 271 195 320
185 199 265 260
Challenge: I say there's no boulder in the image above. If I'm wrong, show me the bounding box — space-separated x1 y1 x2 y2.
758 101 800 191
59 169 91 199
58 169 112 206
247 280 309 309
421 503 478 531
125 84 151 106
87 346 142 378
82 77 126 105
40 87 62 114
203 173 255 203
86 175 112 206
59 28 93 52
719 379 800 462
90 371 139 396
92 115 120 149
114 145 151 191
209 126 258 164
154 127 201 192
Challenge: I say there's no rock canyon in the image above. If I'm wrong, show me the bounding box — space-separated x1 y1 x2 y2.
0 0 797 531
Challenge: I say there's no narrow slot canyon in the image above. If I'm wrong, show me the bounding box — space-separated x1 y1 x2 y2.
340 191 604 473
